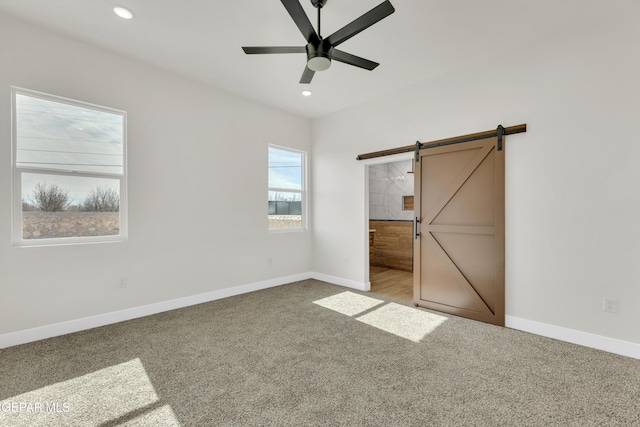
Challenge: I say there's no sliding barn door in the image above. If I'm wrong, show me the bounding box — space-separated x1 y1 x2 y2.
413 136 504 326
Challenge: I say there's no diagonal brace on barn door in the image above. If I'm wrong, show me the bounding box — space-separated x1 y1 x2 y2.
424 232 495 316
422 140 494 225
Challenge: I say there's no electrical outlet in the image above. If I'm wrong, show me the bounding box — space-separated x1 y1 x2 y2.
603 297 617 313
118 277 128 289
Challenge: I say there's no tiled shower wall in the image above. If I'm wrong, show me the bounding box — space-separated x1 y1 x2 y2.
369 160 414 220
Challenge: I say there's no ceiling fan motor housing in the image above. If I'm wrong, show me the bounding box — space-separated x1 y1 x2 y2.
306 41 332 71
311 0 327 8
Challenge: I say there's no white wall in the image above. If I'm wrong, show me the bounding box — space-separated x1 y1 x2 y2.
311 10 640 348
0 14 312 337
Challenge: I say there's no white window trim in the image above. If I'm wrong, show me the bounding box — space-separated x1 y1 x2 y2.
11 87 128 247
268 144 307 233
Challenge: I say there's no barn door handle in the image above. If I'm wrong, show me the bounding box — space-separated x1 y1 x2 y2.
414 217 420 239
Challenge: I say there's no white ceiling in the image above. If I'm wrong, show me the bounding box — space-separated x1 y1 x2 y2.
0 0 613 118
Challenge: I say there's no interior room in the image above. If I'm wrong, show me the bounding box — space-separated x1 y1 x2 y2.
368 159 414 301
1 0 639 425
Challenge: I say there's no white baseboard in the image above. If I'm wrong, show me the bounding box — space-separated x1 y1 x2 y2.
0 272 312 350
12 274 635 360
309 271 369 291
506 315 640 360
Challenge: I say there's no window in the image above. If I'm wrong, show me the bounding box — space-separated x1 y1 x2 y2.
11 87 127 246
268 145 305 230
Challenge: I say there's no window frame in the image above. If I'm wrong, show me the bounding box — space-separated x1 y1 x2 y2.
11 87 128 247
267 144 307 232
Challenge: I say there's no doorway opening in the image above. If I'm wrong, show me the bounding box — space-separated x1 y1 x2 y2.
367 157 414 302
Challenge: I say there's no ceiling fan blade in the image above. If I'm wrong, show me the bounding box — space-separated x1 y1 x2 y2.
281 0 320 44
331 49 379 70
325 0 395 48
300 66 315 84
242 46 306 54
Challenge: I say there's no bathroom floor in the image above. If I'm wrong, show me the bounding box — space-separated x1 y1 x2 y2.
369 266 413 302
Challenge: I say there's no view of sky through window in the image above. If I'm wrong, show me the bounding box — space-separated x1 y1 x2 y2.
15 93 124 202
268 146 302 191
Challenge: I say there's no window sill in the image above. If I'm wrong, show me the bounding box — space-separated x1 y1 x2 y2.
268 227 307 234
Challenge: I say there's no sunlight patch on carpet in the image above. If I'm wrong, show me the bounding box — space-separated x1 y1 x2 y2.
313 292 448 342
0 358 181 426
313 291 385 316
356 302 448 342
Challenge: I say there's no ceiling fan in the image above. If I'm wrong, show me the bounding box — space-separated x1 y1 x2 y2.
242 0 395 84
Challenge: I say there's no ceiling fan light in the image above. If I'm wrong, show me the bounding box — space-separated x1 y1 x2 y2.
113 6 134 20
307 56 331 72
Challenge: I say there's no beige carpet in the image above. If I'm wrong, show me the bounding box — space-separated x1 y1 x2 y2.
1 279 639 426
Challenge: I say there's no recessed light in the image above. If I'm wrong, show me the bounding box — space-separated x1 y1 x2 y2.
113 6 134 20
301 90 312 97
